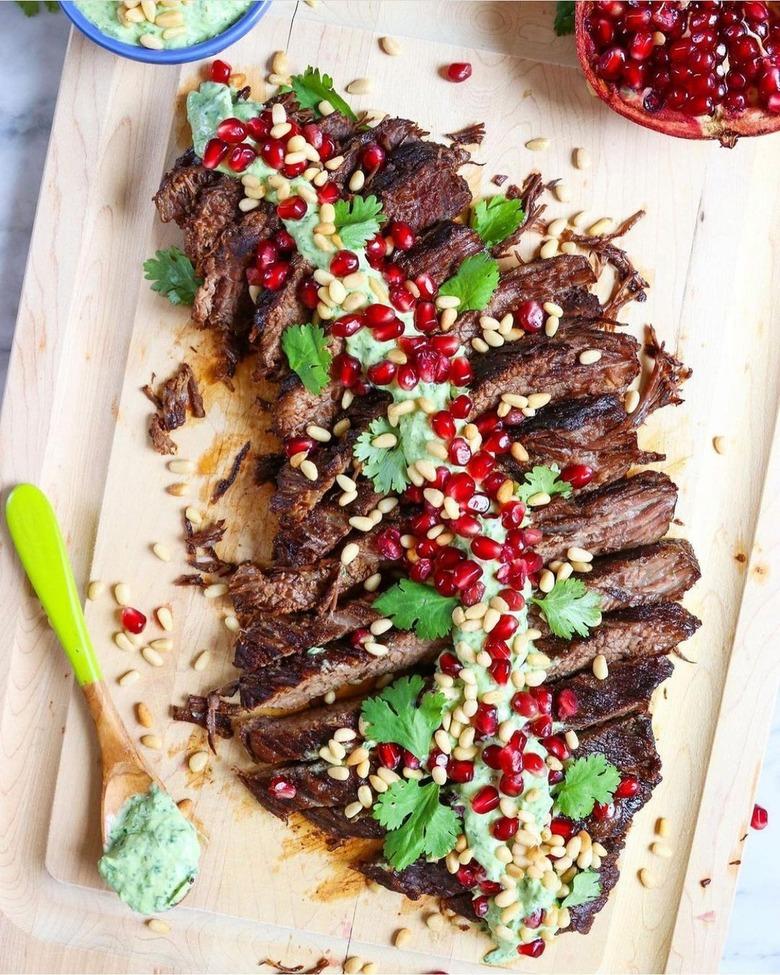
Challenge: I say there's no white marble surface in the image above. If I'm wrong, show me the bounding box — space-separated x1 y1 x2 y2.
0 4 776 972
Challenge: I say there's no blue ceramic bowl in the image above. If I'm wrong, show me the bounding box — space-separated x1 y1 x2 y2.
61 1 271 65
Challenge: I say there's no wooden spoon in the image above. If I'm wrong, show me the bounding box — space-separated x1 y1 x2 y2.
6 483 158 845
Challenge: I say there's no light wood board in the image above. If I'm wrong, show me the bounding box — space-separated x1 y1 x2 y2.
1 3 780 973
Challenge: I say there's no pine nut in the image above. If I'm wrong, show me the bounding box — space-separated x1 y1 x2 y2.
440 307 457 330
155 9 183 26
574 147 592 169
114 583 131 606
372 432 397 449
364 573 382 592
340 542 360 567
344 801 363 819
272 50 288 75
436 295 461 310
349 515 374 532
156 606 173 631
188 751 209 773
539 569 555 593
579 348 603 365
712 435 726 454
593 654 609 680
306 423 332 443
328 765 350 781
185 506 203 525
152 542 171 562
142 647 164 668
146 918 170 934
343 958 363 975
638 868 658 889
554 181 571 202
543 301 564 317
380 35 401 55
141 733 162 750
567 546 593 563
364 642 388 657
168 459 195 475
114 632 135 653
324 691 336 704
149 638 172 652
139 33 164 49
657 817 671 838
526 138 550 151
560 241 578 255
87 580 105 600
624 389 640 414
545 315 560 337
651 842 673 858
527 491 551 506
300 460 319 482
224 615 239 633
540 239 559 259
136 702 153 728
528 392 551 409
140 0 156 20
394 928 412 949
193 650 211 672
587 217 614 236
203 583 228 599
546 220 567 239
118 669 140 687
347 78 373 95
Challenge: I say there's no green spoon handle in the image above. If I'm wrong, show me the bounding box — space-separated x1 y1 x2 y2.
6 483 102 687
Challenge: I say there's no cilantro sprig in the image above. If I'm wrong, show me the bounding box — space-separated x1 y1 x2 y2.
554 754 620 820
15 1 59 14
516 465 573 504
532 578 602 640
471 195 525 248
373 778 460 871
354 416 409 494
439 252 500 312
289 67 357 121
561 869 601 908
281 323 332 394
361 674 446 760
143 247 202 306
554 0 576 35
333 195 386 250
374 579 458 641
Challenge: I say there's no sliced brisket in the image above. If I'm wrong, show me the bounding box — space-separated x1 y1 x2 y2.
586 539 700 612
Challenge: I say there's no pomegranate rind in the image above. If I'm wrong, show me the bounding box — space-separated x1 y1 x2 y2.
575 2 780 147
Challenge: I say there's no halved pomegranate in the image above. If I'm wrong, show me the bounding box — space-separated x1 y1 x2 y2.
576 2 780 146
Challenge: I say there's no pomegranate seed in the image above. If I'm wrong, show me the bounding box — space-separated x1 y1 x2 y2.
376 742 401 769
415 273 436 299
593 801 616 821
330 250 359 277
447 758 475 783
471 535 504 561
461 581 486 606
467 451 495 480
500 588 525 611
456 863 478 888
315 181 339 205
217 117 248 144
396 364 419 390
383 262 405 285
450 394 472 419
492 816 519 841
202 138 228 169
542 735 569 761
331 352 361 387
450 514 480 539
561 463 594 488
403 750 421 769
482 745 505 770
262 261 290 290
365 233 387 264
465 493 491 514
499 772 525 797
472 895 490 918
615 775 640 798
277 196 307 221
367 360 397 386
298 278 319 310
529 714 553 738
389 285 416 313
274 229 295 253
431 410 456 440
301 122 323 149
511 691 539 718
245 115 271 141
523 752 546 775
448 357 473 385
376 527 403 560
473 703 498 737
517 940 545 958
256 240 278 268
209 59 231 83
389 221 415 251
373 317 405 341
489 659 511 685
414 301 438 333
555 688 579 721
260 139 285 169
471 786 500 814
446 62 472 82
550 816 576 839
364 304 394 327
596 45 627 80
361 142 386 171
318 135 336 161
284 436 314 458
331 313 365 338
268 775 296 799
439 652 462 677
409 558 433 582
120 606 146 634
448 437 472 467
227 144 256 172
751 803 768 830
452 560 483 590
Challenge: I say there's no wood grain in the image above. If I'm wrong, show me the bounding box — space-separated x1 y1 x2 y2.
1 3 779 973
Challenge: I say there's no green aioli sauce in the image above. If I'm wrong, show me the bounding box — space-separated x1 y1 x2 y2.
185 79 599 963
98 786 200 914
74 0 252 49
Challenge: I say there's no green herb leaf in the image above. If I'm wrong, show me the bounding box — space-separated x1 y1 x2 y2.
531 578 602 640
280 323 332 395
516 464 573 504
143 247 202 306
15 1 59 14
554 0 576 35
373 778 460 871
555 754 621 820
361 675 447 760
333 195 386 250
290 66 357 121
562 869 601 907
439 252 500 312
354 416 409 494
374 579 458 641
470 195 525 248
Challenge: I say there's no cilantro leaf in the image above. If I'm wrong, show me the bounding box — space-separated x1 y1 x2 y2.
471 195 525 248
374 779 460 871
361 674 447 760
554 1 576 35
333 195 386 250
354 416 409 494
439 252 500 312
16 1 59 14
374 579 458 641
561 869 601 908
290 66 357 121
531 578 602 640
281 324 332 395
555 754 620 820
516 464 573 503
143 247 202 306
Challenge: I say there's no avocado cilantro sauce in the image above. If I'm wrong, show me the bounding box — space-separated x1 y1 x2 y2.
73 0 252 50
98 786 200 914
186 72 618 963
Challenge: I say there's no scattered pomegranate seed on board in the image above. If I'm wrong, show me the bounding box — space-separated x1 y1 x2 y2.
751 803 768 829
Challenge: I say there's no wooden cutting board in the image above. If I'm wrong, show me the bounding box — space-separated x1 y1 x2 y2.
2 3 780 973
